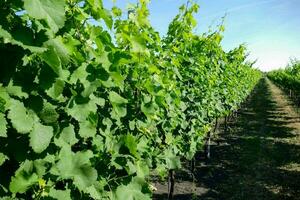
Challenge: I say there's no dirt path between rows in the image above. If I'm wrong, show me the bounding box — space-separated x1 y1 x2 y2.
153 78 300 200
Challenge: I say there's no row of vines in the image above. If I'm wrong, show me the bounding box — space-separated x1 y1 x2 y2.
268 59 300 104
0 0 261 199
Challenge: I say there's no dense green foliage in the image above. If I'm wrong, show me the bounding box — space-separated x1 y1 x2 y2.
0 0 261 199
268 59 300 95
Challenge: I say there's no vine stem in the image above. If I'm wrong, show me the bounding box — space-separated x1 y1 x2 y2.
224 115 228 132
168 169 175 200
204 131 211 160
213 118 218 133
190 157 196 181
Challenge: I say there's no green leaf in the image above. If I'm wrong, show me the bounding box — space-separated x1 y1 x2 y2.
8 99 34 134
165 132 173 145
54 146 72 177
112 6 122 17
93 135 104 152
48 188 72 200
0 153 8 166
67 101 97 122
0 113 7 137
9 161 39 194
126 161 136 175
79 121 96 139
55 125 78 147
111 104 127 119
137 136 148 153
86 184 102 200
9 173 38 194
97 51 111 71
55 146 97 191
164 149 181 170
0 87 10 112
136 161 149 178
124 134 138 157
130 35 149 54
44 37 72 66
100 8 113 29
0 26 46 53
0 26 11 39
33 159 47 177
24 0 66 33
46 78 65 102
109 91 128 118
165 155 181 170
39 102 59 124
110 72 125 89
87 0 102 10
69 63 89 84
115 178 151 200
6 82 28 99
40 46 62 76
29 122 54 153
141 102 157 117
87 0 113 29
155 163 168 178
90 94 105 107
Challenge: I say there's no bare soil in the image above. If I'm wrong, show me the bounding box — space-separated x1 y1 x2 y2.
153 78 300 200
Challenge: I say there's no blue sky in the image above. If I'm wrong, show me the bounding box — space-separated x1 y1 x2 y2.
103 0 300 71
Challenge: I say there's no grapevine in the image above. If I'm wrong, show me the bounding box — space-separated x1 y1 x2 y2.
0 0 261 199
268 59 300 101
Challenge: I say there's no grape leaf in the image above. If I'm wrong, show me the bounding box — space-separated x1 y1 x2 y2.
130 35 148 54
8 99 34 134
9 161 39 194
85 185 102 200
29 122 54 153
55 125 78 147
0 113 7 137
97 51 111 71
43 37 71 66
0 153 8 166
6 82 28 99
39 102 59 124
124 134 138 157
165 151 181 170
109 91 128 104
0 87 10 112
46 78 65 102
40 46 62 76
24 0 66 33
87 0 113 29
55 146 97 191
79 121 97 139
99 9 113 30
48 188 72 200
115 178 151 200
109 91 128 118
67 100 97 122
136 161 149 178
9 173 38 194
0 26 46 53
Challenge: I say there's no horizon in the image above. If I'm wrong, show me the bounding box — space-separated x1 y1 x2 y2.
104 0 300 72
